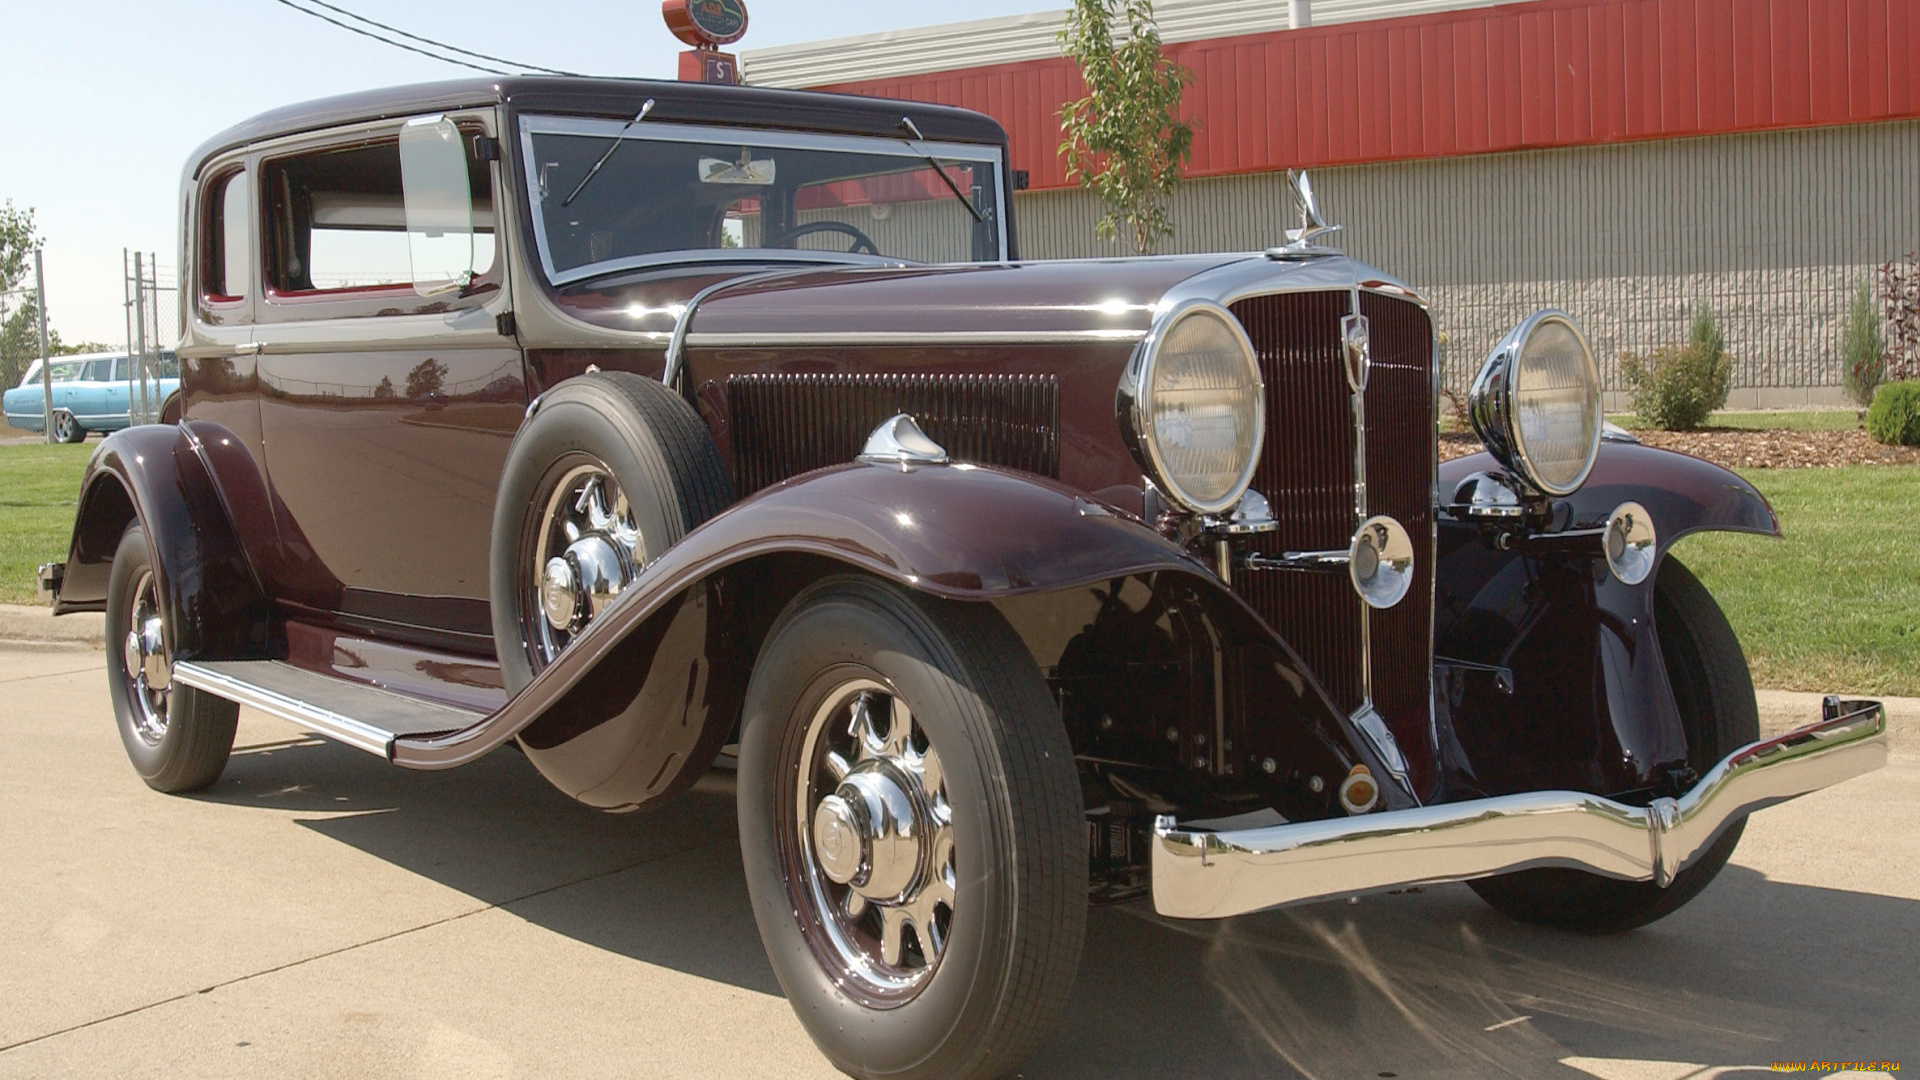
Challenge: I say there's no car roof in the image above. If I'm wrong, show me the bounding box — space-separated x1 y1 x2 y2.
186 76 1010 179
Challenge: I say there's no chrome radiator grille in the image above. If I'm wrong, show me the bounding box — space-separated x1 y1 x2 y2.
1228 291 1437 784
725 372 1060 495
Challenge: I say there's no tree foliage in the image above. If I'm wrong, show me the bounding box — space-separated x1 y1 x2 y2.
0 201 61 388
1057 0 1194 254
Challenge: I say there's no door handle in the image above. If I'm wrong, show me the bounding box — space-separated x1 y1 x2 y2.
233 342 262 354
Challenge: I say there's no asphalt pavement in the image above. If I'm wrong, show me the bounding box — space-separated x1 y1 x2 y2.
1 643 1913 1079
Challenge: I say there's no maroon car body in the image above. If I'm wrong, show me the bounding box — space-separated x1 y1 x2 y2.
46 77 1886 1080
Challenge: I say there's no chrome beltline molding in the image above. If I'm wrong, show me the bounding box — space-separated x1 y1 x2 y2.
1150 698 1888 919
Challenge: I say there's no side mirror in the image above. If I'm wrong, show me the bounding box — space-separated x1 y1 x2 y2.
400 115 476 297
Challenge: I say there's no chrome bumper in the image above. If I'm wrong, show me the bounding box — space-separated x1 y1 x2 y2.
1152 697 1888 919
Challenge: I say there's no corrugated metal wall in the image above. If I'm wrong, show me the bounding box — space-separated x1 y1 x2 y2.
820 0 1920 192
1016 119 1920 396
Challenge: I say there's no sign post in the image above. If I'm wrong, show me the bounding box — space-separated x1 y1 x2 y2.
35 248 52 445
663 0 748 84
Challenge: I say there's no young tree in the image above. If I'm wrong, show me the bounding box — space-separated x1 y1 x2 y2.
1057 0 1194 255
0 201 45 387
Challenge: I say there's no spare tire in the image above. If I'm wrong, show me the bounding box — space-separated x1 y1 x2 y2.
489 371 732 693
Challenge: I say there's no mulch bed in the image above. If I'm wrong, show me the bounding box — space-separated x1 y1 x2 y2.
1439 428 1920 470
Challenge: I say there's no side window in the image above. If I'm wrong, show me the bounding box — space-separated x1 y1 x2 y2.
83 358 116 382
203 169 251 303
262 130 495 298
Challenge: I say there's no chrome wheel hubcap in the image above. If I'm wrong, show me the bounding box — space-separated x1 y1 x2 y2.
793 680 954 1003
122 569 170 744
529 462 642 665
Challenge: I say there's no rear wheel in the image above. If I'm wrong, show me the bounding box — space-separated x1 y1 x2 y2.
738 577 1085 1080
1468 555 1759 933
106 524 238 792
51 409 84 443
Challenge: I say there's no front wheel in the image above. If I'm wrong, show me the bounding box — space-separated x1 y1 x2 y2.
1469 555 1759 933
106 523 238 792
738 577 1085 1080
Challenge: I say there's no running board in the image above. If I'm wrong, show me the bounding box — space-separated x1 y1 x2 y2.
173 660 486 759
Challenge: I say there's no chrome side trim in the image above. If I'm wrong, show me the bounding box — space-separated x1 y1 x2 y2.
1150 698 1889 919
683 328 1147 348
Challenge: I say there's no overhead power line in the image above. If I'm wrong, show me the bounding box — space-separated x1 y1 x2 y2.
265 0 580 77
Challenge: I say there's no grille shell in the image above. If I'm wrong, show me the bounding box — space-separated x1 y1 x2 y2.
1228 290 1437 791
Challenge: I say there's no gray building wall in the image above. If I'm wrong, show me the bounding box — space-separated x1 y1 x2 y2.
1013 119 1920 407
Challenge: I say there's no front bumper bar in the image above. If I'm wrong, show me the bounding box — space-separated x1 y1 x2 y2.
1152 697 1888 919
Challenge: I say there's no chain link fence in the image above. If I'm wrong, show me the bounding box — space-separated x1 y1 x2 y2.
123 251 180 425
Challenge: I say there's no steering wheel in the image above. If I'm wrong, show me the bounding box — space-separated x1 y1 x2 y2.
765 220 880 255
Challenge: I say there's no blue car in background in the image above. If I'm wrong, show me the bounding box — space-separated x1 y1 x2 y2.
4 351 180 442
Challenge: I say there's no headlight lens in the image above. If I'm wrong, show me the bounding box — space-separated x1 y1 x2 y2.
1129 302 1265 515
1469 310 1601 496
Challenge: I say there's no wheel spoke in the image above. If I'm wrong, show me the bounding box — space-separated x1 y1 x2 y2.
845 890 867 919
824 750 851 783
918 745 944 806
880 906 909 966
848 691 879 755
883 698 912 757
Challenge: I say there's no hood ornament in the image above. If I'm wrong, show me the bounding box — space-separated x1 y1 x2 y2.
1268 169 1344 260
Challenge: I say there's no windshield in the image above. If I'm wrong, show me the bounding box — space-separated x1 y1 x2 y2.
520 116 1006 286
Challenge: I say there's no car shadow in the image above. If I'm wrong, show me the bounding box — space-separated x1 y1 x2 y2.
197 736 1917 1078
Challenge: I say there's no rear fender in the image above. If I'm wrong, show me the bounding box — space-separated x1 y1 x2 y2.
55 422 273 661
396 463 1388 811
1434 442 1778 800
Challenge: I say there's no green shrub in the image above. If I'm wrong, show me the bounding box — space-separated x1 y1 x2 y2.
1866 381 1920 446
1842 276 1887 406
1622 310 1733 431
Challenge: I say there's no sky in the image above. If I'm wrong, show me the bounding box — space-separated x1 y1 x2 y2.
2 0 1062 346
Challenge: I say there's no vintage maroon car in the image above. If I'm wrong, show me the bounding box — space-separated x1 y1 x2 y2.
44 77 1886 1079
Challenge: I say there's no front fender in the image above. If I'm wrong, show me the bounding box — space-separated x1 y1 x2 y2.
394 463 1390 812
55 422 273 662
1434 442 1777 800
396 462 1215 784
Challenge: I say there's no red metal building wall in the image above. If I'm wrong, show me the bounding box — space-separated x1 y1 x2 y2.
817 0 1920 191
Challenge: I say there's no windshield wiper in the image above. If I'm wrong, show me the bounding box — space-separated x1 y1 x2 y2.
562 99 655 208
900 117 984 224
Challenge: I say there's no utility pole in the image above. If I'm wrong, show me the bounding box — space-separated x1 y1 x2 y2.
35 248 53 445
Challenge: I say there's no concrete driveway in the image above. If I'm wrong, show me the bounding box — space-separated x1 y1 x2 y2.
1 644 1913 1079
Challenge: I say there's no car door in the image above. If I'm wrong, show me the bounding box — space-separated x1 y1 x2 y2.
98 356 131 430
249 109 522 655
64 358 114 430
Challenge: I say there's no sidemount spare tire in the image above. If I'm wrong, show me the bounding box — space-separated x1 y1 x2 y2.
489 371 732 693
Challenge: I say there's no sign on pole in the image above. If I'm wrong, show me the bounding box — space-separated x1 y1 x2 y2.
664 0 748 84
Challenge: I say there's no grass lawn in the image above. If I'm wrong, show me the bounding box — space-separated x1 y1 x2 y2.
0 443 1911 696
0 443 91 606
1610 409 1863 432
1679 464 1920 698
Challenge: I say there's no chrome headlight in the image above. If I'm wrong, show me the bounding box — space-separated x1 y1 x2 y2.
1120 301 1265 515
1468 310 1602 496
